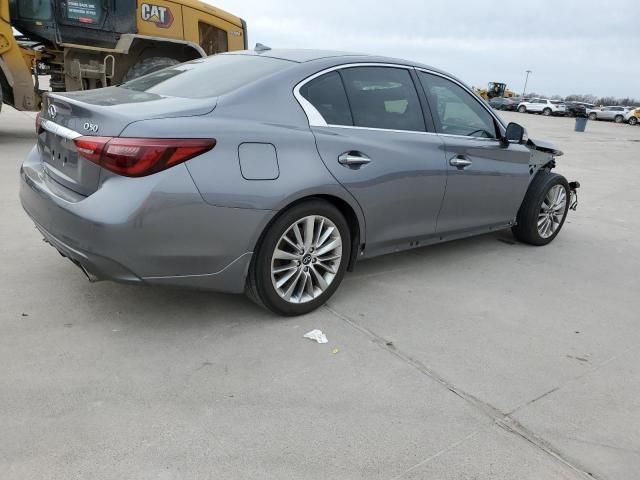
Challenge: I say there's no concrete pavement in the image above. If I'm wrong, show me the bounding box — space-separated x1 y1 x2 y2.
1 106 639 479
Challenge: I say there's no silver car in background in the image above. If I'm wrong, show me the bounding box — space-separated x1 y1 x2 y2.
20 49 578 316
588 105 631 122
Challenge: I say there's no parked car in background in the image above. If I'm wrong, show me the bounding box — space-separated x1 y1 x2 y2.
489 97 518 111
588 106 631 122
19 49 578 316
518 98 566 116
624 107 640 125
565 102 595 117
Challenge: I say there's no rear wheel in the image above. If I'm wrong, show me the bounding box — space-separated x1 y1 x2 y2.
246 200 350 316
588 112 597 120
542 107 552 116
614 115 624 123
629 116 638 125
518 105 527 113
512 172 570 246
122 57 180 83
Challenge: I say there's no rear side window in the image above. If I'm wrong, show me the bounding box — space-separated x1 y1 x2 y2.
340 67 426 132
418 72 497 138
122 54 292 99
299 71 353 126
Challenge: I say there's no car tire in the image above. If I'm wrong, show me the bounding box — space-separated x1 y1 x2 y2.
542 107 552 116
122 56 180 83
518 105 526 113
246 200 351 316
512 172 570 246
588 112 597 120
629 117 638 125
614 115 624 123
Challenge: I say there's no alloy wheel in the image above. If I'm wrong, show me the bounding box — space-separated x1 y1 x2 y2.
537 185 567 239
270 215 342 304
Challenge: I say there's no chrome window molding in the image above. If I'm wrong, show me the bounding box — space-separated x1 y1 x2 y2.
41 119 82 141
293 62 507 139
317 123 500 143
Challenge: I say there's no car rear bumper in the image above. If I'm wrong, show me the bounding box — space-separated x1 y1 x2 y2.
20 146 274 293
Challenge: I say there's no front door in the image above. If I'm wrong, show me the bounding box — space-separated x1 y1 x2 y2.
417 71 531 234
297 66 448 254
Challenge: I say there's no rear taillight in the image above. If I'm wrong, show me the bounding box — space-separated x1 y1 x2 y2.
73 137 216 177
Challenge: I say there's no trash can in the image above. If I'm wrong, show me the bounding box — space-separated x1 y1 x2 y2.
575 116 588 132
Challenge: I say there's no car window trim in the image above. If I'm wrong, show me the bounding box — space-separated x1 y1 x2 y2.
294 62 506 138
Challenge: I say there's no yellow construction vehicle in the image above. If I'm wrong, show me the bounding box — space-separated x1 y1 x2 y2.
1 0 247 112
475 82 516 101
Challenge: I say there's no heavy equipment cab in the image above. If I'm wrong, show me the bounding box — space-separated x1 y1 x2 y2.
487 82 507 98
10 0 137 48
1 0 246 111
474 81 516 101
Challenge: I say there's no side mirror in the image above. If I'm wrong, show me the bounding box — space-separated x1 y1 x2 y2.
503 122 527 145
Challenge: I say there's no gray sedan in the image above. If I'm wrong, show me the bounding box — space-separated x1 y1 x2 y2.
20 48 578 316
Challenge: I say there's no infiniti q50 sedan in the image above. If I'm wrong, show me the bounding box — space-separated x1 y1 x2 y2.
20 48 579 316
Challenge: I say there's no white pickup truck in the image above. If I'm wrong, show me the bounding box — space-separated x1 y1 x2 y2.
517 98 566 116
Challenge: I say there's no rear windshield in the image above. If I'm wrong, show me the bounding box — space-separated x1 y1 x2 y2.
122 54 293 99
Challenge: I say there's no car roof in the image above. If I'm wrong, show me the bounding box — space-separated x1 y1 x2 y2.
223 48 448 74
225 48 366 63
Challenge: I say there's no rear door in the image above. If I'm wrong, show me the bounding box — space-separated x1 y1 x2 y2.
531 99 544 112
417 71 531 234
600 107 614 120
297 65 447 254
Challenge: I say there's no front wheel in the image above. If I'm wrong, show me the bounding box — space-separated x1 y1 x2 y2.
246 200 350 316
518 105 527 113
588 112 597 120
629 117 638 125
512 172 570 246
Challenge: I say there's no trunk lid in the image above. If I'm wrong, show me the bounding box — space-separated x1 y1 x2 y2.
40 87 217 196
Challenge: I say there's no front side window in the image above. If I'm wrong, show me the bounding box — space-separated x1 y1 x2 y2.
418 72 497 138
198 22 229 55
340 67 425 132
299 71 353 126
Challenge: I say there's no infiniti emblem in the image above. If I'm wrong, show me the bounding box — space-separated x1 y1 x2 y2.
48 104 57 119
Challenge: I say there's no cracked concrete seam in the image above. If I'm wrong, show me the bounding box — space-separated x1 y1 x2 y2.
323 304 600 480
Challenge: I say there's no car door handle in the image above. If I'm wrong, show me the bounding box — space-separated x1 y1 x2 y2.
338 151 371 167
449 156 473 168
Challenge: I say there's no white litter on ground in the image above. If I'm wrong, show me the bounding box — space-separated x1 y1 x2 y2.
303 329 328 344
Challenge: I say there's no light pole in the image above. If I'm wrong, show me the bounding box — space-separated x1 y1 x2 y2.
523 70 532 96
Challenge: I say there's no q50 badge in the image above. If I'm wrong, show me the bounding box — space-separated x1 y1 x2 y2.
141 3 174 28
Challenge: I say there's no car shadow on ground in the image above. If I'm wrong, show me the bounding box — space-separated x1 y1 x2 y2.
75 229 520 328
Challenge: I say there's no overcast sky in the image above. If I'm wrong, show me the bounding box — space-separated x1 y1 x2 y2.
211 0 640 99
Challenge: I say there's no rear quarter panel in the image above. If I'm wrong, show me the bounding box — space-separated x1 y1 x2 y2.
119 63 368 244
